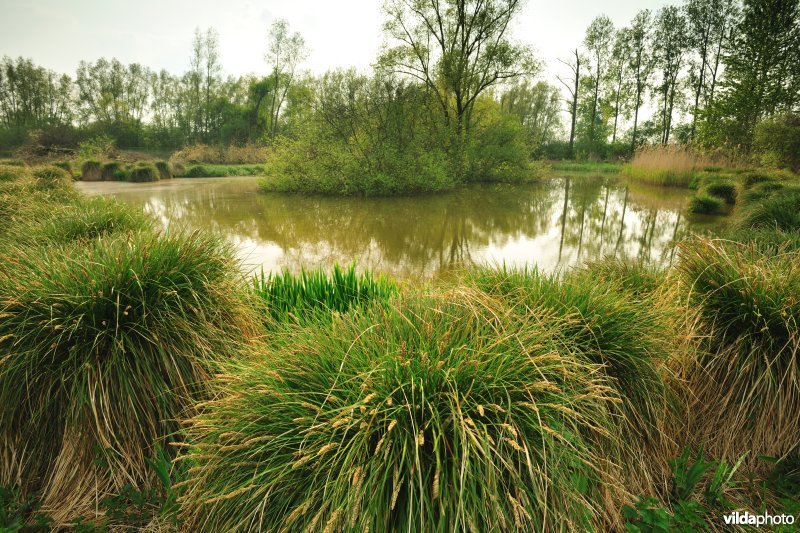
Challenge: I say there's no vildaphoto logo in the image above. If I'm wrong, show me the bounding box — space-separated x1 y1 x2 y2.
723 511 796 527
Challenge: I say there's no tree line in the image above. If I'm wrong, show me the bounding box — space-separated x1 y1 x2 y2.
1 0 797 169
559 0 799 159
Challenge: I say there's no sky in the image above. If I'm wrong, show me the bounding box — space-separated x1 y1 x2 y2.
1 0 675 85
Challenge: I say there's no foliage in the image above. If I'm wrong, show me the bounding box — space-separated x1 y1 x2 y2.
252 264 397 326
752 113 800 172
177 289 620 530
0 230 258 523
622 448 740 532
154 161 172 179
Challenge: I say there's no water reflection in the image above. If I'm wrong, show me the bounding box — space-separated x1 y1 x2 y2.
77 175 723 278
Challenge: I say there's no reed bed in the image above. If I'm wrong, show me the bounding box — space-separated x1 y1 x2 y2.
622 146 718 188
252 264 397 326
178 289 624 531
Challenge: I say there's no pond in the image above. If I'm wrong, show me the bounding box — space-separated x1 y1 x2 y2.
77 174 725 278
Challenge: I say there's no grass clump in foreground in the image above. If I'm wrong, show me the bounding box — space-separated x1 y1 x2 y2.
4 196 153 247
678 238 800 460
0 231 259 525
177 289 622 531
253 264 397 326
466 267 674 448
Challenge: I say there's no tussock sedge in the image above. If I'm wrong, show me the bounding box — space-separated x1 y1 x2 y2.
177 289 625 531
0 230 260 524
679 238 800 461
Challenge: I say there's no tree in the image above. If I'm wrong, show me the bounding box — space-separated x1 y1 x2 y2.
628 10 654 150
684 0 738 139
557 49 583 158
606 27 633 144
705 0 800 148
265 20 308 139
652 6 688 145
381 0 537 140
500 80 562 151
583 15 615 149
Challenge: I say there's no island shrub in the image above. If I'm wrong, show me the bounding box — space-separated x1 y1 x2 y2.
702 180 736 204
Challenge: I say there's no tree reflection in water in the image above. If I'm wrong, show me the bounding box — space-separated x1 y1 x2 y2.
77 175 725 278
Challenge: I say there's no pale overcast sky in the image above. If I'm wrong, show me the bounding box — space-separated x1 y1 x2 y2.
1 0 675 85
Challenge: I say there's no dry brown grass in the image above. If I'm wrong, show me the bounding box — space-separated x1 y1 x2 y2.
170 144 270 165
623 146 728 187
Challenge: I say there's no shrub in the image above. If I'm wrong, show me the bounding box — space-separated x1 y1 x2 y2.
702 180 736 204
733 189 800 231
252 264 397 326
128 163 159 183
101 161 123 181
80 160 102 181
752 113 800 172
678 239 800 459
154 161 172 180
177 290 621 530
0 232 259 524
466 267 673 444
688 194 724 215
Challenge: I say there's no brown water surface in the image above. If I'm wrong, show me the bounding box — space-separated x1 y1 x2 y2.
77 174 725 278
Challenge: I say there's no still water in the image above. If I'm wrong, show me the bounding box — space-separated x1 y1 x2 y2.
77 174 724 278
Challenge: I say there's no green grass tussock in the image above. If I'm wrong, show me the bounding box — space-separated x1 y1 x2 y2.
688 193 724 215
252 264 397 326
0 231 259 524
155 160 173 180
678 238 800 459
101 161 123 181
178 289 621 531
31 165 71 191
578 258 664 298
5 197 152 247
80 160 102 181
702 180 736 205
733 189 800 231
128 163 160 183
466 268 673 445
0 164 30 183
